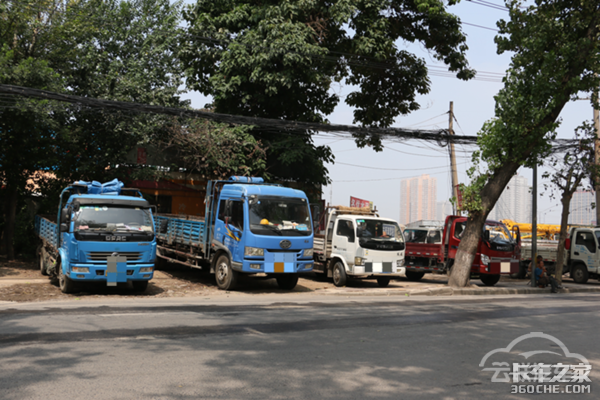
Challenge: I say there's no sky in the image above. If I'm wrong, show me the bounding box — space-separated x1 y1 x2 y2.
179 1 596 225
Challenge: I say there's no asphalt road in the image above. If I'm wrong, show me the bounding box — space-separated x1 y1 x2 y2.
1 293 598 399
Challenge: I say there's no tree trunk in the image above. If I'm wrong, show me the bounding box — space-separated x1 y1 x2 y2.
555 186 577 285
3 184 18 260
448 160 522 287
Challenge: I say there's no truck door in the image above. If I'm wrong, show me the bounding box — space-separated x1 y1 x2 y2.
215 199 245 263
332 219 356 266
574 230 597 273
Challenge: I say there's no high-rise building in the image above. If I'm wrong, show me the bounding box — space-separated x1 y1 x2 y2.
569 190 596 225
488 174 531 222
399 174 437 225
436 200 453 221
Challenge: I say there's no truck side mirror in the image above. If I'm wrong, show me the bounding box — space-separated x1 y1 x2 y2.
60 223 68 233
60 207 69 223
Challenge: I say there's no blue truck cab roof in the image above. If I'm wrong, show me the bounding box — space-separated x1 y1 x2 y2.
220 183 309 200
66 193 151 207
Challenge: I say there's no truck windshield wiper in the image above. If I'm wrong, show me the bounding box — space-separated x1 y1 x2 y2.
255 224 283 235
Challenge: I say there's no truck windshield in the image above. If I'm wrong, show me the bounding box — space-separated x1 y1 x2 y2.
356 219 405 251
73 206 154 232
484 223 514 244
248 196 312 236
405 229 442 243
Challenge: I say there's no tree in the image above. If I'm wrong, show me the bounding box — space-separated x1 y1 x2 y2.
0 0 70 259
56 0 189 181
156 118 268 180
544 123 599 284
450 0 600 287
180 0 475 185
0 0 189 258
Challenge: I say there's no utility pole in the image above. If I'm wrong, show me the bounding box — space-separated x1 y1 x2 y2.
449 101 459 215
531 164 537 288
595 92 600 225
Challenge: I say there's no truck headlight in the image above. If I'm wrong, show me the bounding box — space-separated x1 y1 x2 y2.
481 254 490 266
396 259 404 268
72 267 89 273
245 247 264 256
354 257 364 266
303 248 313 257
140 267 153 273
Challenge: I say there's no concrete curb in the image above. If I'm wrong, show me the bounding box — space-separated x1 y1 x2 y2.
321 285 600 297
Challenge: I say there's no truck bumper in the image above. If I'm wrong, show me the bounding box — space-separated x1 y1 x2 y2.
67 263 155 283
235 259 314 273
476 260 519 275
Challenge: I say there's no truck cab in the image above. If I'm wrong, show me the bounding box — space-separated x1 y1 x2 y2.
206 177 314 290
314 207 406 287
567 228 600 283
47 180 157 293
445 216 520 286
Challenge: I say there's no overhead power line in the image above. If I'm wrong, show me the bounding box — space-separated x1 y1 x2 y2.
0 83 581 153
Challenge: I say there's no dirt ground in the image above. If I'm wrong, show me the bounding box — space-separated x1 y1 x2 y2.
0 257 424 303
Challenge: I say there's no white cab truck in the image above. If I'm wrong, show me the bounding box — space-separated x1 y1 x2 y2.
312 206 406 287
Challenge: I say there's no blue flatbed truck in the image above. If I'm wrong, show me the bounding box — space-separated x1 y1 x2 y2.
35 180 157 293
155 176 314 290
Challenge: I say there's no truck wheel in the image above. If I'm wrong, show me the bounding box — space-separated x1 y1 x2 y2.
376 277 390 287
215 255 238 290
132 281 149 292
480 274 500 286
58 264 76 294
405 271 425 281
37 245 48 276
332 260 347 287
445 260 454 276
572 264 589 284
276 274 299 290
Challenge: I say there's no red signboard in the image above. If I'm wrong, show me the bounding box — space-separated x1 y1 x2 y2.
455 185 463 209
350 196 372 209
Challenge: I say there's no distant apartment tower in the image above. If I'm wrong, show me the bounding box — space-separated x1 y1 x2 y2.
569 190 596 225
488 174 531 222
436 200 453 221
399 174 437 225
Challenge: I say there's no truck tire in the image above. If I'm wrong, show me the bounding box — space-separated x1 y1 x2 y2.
376 277 390 287
215 254 238 290
276 274 299 290
332 260 347 287
480 274 500 286
572 264 589 284
132 281 149 292
37 245 48 276
405 270 425 281
58 263 76 294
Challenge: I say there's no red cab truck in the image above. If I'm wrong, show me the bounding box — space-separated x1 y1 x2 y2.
404 216 521 286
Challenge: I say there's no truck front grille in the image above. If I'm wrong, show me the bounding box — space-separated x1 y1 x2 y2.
86 252 142 262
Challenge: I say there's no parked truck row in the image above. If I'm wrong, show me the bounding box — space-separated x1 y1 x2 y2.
36 177 551 293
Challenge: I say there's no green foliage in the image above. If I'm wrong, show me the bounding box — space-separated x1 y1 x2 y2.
458 0 600 216
157 118 268 180
181 0 474 184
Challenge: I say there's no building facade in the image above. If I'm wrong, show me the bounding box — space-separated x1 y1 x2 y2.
488 174 532 222
569 190 596 225
399 174 437 225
